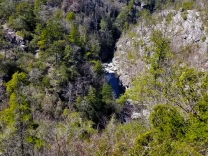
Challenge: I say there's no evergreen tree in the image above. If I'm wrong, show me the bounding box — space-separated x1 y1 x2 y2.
101 83 113 105
0 72 42 155
68 23 80 45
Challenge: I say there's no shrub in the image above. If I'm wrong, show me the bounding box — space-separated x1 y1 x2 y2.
202 35 206 42
42 76 50 87
181 12 187 20
165 12 173 25
66 11 75 21
183 1 194 10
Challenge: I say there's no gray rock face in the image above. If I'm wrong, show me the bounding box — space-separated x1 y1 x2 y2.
130 110 150 119
111 9 208 88
120 99 150 122
0 75 6 102
2 24 27 49
131 112 141 119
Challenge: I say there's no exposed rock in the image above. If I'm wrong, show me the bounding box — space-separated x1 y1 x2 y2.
120 99 150 122
0 75 6 102
131 112 141 119
130 108 150 119
35 51 39 59
112 9 208 88
2 23 27 50
141 2 148 8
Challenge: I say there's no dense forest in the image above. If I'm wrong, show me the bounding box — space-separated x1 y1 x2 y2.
0 0 208 155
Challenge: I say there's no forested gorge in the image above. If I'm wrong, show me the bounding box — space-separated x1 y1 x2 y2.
0 0 208 155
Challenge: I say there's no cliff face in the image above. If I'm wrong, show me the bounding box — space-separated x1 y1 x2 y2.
110 9 208 88
0 75 6 102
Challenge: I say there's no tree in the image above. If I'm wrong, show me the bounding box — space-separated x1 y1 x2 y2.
66 11 76 21
101 83 113 105
85 86 100 121
150 104 186 139
99 18 114 47
148 30 172 81
7 1 36 32
132 104 201 156
38 18 64 49
0 72 42 155
131 67 208 156
115 7 129 31
68 23 80 45
0 0 15 21
47 40 65 65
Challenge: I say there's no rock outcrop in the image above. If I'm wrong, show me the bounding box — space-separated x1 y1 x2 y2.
120 100 150 122
2 24 27 50
0 75 6 102
109 9 208 88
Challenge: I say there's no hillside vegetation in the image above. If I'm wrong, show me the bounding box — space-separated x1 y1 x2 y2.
0 0 208 155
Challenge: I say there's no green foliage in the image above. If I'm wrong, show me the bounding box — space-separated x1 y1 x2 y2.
57 111 95 140
101 83 113 105
42 76 50 87
115 0 136 32
0 1 15 20
165 67 206 113
0 72 43 154
38 19 64 49
25 136 44 149
183 1 194 10
100 19 108 33
6 72 27 94
68 23 80 44
132 103 204 155
47 40 65 65
0 28 6 48
34 0 47 15
115 8 129 31
7 1 35 31
91 60 103 75
181 12 187 20
1 0 208 155
88 118 145 156
127 65 208 155
16 29 32 39
201 35 206 42
116 93 128 105
124 73 155 103
165 12 173 25
66 11 75 21
150 104 186 139
76 86 99 121
147 30 172 81
76 84 115 124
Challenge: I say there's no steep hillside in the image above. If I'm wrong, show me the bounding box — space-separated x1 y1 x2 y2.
0 0 208 155
110 8 208 87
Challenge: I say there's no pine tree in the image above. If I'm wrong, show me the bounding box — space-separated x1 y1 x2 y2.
0 72 42 155
68 23 80 45
101 83 113 105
